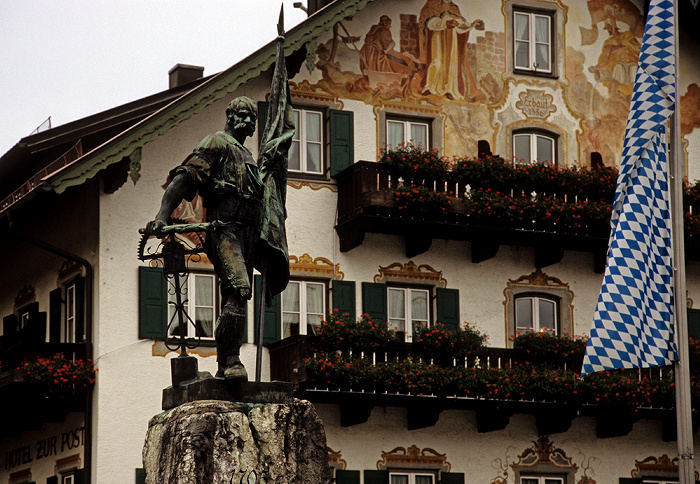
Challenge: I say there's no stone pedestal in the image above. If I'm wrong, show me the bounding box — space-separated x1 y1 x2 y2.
143 399 331 483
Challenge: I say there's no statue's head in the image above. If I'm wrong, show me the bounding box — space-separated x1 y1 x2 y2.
226 96 257 139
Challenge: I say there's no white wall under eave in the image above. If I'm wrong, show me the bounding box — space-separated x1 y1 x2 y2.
314 403 683 482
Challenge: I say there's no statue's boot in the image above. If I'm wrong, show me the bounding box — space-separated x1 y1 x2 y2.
215 313 248 380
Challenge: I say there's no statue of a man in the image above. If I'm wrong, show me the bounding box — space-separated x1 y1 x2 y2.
146 29 294 381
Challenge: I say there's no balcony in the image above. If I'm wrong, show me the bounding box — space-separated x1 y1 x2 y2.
269 335 686 438
0 342 89 439
335 161 700 271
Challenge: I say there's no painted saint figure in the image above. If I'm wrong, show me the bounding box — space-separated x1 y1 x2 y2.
418 0 484 100
589 15 641 97
359 15 418 77
146 32 294 381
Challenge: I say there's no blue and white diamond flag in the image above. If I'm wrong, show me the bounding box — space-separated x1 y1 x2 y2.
582 0 678 375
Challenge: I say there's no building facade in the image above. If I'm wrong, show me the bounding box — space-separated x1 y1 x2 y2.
2 0 700 482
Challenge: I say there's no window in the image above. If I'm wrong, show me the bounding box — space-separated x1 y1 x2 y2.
390 471 437 484
167 273 218 340
386 118 430 150
643 480 678 484
282 280 326 337
513 131 556 165
515 294 558 334
290 108 323 175
62 474 75 484
521 477 564 484
65 283 77 342
388 287 430 342
514 10 552 74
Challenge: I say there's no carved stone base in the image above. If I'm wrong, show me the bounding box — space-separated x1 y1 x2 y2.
143 400 332 483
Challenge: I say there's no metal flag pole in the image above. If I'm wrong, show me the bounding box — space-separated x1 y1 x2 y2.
670 0 695 481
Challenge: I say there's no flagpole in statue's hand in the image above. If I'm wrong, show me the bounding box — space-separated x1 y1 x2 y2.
254 4 287 383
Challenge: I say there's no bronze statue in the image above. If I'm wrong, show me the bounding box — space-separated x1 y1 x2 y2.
145 15 294 380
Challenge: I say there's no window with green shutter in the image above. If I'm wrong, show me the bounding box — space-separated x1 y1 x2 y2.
362 282 387 321
139 266 167 339
332 280 356 321
436 287 460 331
253 274 281 344
329 109 354 177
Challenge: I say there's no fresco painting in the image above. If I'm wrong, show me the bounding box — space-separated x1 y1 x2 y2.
291 0 700 168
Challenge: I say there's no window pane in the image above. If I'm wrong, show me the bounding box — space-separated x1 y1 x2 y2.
195 308 214 337
306 283 324 314
410 123 428 148
388 288 406 319
194 275 214 306
390 475 409 484
513 134 531 164
387 121 405 150
515 13 529 40
289 140 301 171
307 314 323 335
535 15 550 43
305 111 321 142
416 476 434 484
535 43 550 72
521 479 539 484
283 282 300 312
544 479 564 484
293 110 300 139
515 41 530 69
515 298 533 330
282 313 300 338
538 299 556 332
411 290 428 321
536 135 554 164
306 142 322 173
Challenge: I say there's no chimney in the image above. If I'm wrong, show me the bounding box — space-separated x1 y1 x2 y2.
168 64 204 89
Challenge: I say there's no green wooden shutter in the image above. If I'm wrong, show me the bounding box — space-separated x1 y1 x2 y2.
258 101 270 148
688 308 700 339
25 302 46 343
74 277 86 343
254 274 281 344
3 314 18 335
362 282 387 321
618 479 642 484
441 472 465 484
139 266 167 339
336 469 360 484
332 280 356 321
329 109 354 177
46 477 58 484
364 470 389 484
436 288 460 330
135 468 146 484
49 288 62 343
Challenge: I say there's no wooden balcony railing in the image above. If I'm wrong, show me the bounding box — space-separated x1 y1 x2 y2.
334 161 610 270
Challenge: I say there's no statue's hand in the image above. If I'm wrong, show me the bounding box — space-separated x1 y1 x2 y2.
145 219 168 237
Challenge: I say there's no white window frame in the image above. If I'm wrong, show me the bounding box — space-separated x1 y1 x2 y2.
388 286 431 343
290 108 324 175
65 282 77 343
515 294 559 335
512 131 556 165
513 10 552 74
643 480 679 484
168 272 218 340
19 310 30 329
520 476 565 484
386 118 430 150
282 280 327 338
62 474 75 484
389 470 437 484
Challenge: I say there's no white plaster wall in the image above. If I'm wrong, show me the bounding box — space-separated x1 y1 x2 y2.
316 403 685 483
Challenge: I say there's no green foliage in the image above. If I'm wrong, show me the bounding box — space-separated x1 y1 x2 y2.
512 331 587 369
23 354 96 393
416 323 487 364
314 310 396 354
394 185 455 218
379 144 448 180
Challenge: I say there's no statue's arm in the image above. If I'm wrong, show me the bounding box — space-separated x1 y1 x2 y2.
146 174 193 235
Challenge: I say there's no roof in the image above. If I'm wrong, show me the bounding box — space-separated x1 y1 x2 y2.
0 0 374 214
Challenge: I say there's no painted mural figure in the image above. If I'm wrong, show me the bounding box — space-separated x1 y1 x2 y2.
146 34 294 381
589 15 640 97
360 15 418 77
418 0 484 100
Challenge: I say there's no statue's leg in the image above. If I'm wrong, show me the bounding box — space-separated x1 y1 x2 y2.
214 295 247 380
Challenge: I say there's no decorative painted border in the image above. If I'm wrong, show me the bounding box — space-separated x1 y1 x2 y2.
373 261 446 287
